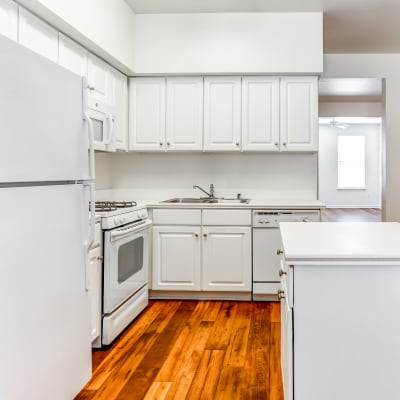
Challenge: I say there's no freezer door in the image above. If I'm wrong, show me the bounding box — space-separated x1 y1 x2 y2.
0 35 89 183
0 185 92 400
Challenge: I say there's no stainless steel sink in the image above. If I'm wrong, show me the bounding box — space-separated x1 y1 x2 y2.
161 197 250 204
161 197 216 203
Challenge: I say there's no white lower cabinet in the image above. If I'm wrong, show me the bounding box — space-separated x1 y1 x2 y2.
151 209 252 294
202 226 251 291
152 226 201 291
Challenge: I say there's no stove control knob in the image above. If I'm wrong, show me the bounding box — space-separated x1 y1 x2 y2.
114 217 120 225
120 216 126 224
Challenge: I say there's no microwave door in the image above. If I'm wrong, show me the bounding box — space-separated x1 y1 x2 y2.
91 117 106 151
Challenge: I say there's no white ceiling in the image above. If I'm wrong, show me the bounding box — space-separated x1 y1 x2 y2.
125 0 400 53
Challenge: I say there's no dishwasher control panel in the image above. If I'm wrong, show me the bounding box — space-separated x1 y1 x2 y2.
252 210 320 227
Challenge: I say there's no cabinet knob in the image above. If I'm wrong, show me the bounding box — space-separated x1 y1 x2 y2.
97 256 104 261
279 269 287 276
236 142 240 146
87 85 95 91
203 233 208 238
274 142 279 147
194 233 199 238
159 142 163 146
277 249 284 255
277 289 285 300
167 142 171 146
282 142 287 146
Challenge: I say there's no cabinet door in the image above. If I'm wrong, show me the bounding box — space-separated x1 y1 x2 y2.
18 8 58 62
58 33 88 77
202 226 251 291
87 53 115 106
0 0 17 41
280 77 318 152
204 77 241 151
113 70 128 151
129 77 166 151
242 77 280 151
88 246 102 343
166 77 203 151
152 226 201 291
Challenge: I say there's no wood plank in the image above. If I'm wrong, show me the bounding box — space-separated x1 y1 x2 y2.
115 301 197 400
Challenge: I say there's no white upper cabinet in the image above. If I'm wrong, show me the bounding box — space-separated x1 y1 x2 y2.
166 77 203 151
129 77 166 151
204 77 241 151
18 8 58 62
280 76 318 152
0 0 17 41
112 69 128 151
242 77 280 151
58 33 88 78
87 53 115 106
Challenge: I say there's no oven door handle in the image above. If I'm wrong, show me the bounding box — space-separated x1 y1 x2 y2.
110 220 152 240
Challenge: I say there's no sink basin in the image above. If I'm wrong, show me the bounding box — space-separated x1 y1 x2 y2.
161 197 216 203
218 198 250 204
160 197 250 204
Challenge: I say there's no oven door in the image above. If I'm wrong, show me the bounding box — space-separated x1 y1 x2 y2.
103 219 151 314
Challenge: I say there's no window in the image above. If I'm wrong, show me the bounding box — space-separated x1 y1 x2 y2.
337 135 365 189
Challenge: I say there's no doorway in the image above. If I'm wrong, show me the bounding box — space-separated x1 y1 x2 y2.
318 78 384 219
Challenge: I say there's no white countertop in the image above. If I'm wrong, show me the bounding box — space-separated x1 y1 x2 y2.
146 199 325 210
280 222 400 264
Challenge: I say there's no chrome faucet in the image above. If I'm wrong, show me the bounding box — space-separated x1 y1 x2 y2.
193 184 215 198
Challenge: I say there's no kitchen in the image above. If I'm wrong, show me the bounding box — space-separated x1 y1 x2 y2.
1 0 400 399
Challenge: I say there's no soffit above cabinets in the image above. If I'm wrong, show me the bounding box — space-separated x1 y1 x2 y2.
126 0 400 54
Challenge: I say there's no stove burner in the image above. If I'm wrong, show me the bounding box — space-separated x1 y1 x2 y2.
94 201 137 212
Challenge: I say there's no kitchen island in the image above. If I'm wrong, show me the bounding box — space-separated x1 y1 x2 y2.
279 222 400 400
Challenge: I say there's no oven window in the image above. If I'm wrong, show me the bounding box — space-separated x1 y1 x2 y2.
118 237 144 283
92 118 104 141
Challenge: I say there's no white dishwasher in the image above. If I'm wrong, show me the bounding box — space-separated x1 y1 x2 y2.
252 210 320 300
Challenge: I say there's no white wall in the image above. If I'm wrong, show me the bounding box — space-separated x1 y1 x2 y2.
323 54 400 221
17 0 136 73
94 153 112 190
95 153 318 202
319 124 381 208
134 13 323 74
319 102 382 118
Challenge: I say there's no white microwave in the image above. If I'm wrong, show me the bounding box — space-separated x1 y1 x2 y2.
87 97 116 152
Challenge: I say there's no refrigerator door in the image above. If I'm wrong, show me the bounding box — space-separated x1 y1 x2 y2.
0 35 89 183
0 184 92 400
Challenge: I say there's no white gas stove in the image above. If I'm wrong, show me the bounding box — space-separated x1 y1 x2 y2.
94 200 151 346
95 201 149 230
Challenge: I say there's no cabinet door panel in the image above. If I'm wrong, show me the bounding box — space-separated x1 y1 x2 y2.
0 0 17 41
280 77 318 151
202 226 251 291
166 77 203 151
152 226 201 291
87 54 115 106
88 246 102 343
129 78 166 151
242 77 280 151
113 70 128 151
204 77 241 151
18 8 58 62
58 33 88 77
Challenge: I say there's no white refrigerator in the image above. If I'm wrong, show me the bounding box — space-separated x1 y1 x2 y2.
0 35 94 399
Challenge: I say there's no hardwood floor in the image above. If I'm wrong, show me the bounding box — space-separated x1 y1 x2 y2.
321 208 381 222
75 301 283 400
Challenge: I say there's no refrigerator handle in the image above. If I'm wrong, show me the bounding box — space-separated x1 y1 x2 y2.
84 182 95 291
84 112 95 181
104 114 114 146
